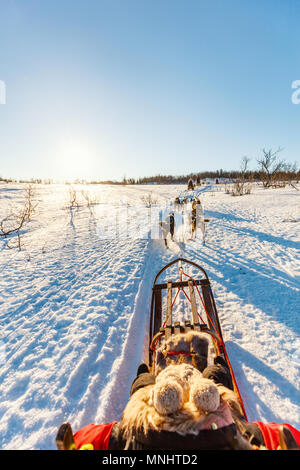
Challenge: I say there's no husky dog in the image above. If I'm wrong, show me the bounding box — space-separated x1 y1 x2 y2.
174 197 181 209
191 199 207 244
159 212 175 248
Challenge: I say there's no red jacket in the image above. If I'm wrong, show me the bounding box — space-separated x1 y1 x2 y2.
254 421 300 450
74 422 117 450
73 421 300 450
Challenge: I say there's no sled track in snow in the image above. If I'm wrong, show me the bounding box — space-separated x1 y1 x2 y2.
94 240 177 424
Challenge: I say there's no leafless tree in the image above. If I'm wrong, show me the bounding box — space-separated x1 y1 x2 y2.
257 147 287 188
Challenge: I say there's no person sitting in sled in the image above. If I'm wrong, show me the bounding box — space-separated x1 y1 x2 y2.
187 178 194 191
56 339 300 451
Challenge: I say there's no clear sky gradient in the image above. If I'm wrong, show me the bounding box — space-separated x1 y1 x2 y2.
1 0 300 181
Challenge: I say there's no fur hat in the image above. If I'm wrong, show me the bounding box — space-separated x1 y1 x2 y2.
120 363 237 439
155 331 210 375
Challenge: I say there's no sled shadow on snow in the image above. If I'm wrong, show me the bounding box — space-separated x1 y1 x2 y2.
226 341 300 424
189 244 300 338
189 209 300 335
208 210 300 251
207 210 253 224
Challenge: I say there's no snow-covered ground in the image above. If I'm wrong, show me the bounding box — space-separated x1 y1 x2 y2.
0 182 299 449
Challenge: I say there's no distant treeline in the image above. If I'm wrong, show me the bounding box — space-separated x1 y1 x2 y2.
1 168 299 186
0 177 53 184
121 168 300 185
131 171 247 184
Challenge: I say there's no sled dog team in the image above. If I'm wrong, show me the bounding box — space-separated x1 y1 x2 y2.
159 195 207 248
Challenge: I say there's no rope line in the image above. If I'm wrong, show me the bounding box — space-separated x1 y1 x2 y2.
179 269 248 421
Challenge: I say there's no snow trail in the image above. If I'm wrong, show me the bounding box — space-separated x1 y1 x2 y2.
0 182 299 449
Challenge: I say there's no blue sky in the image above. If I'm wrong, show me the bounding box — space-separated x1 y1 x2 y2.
0 0 300 181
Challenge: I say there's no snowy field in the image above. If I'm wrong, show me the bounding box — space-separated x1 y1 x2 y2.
0 182 299 449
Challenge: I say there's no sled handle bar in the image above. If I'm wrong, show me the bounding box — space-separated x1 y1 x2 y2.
152 258 209 286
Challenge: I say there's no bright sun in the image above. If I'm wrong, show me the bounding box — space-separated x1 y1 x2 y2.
56 136 95 180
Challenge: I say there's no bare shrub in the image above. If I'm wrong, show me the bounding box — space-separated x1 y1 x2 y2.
0 184 38 250
67 187 100 210
231 180 244 196
230 157 253 196
224 183 232 194
68 188 80 209
140 193 158 207
243 181 253 194
81 190 99 207
24 184 38 221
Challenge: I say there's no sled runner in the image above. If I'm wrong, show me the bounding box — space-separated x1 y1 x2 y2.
149 258 247 420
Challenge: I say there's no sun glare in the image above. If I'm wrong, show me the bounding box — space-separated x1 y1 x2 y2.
56 136 96 181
